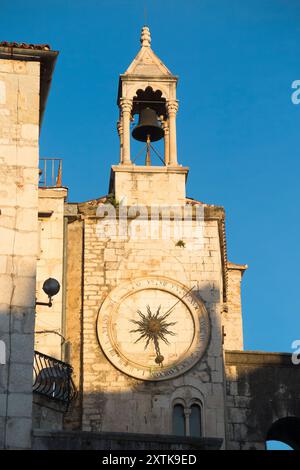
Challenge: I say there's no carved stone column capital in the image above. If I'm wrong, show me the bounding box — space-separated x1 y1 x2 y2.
120 98 133 114
167 100 179 116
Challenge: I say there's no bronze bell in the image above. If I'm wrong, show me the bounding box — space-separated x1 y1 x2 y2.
132 107 164 142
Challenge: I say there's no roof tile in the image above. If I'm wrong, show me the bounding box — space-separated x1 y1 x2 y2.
0 41 51 51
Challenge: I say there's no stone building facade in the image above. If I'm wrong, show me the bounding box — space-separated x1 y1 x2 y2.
0 28 299 450
0 43 58 448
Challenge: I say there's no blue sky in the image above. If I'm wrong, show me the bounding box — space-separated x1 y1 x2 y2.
2 0 300 357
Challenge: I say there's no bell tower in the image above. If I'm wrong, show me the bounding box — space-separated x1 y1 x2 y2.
72 25 226 447
110 26 189 206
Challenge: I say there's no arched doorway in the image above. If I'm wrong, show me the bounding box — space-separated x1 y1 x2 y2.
266 417 300 450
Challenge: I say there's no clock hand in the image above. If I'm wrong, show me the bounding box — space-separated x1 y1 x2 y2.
160 285 195 320
152 288 195 366
153 335 164 366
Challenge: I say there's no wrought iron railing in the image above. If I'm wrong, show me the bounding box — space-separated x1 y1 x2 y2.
33 350 77 407
39 158 62 187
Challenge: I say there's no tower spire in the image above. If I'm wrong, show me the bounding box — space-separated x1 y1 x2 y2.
140 26 151 48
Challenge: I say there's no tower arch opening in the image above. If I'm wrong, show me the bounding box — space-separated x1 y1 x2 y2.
266 417 300 450
132 86 166 119
130 86 167 166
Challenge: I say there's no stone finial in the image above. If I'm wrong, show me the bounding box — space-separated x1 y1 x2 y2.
140 26 151 47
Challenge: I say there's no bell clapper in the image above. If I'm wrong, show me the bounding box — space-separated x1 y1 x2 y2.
146 134 151 166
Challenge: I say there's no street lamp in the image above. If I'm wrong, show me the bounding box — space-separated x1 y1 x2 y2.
36 278 60 308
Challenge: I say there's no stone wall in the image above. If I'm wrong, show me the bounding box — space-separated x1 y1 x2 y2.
64 218 84 429
35 187 67 359
223 263 246 350
80 211 226 443
225 351 300 450
32 429 222 450
32 394 64 431
0 58 40 448
111 165 188 206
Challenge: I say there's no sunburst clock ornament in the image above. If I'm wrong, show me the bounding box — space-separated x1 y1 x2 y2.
130 305 177 365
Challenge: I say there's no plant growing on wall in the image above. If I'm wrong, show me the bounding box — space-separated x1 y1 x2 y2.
105 193 119 208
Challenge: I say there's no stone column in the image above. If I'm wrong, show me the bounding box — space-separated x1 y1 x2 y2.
120 98 133 165
117 117 123 164
167 100 179 166
184 407 191 437
162 119 170 165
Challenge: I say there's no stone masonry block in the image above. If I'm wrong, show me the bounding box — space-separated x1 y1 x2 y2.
0 394 7 417
15 232 38 256
6 416 32 449
11 333 34 363
12 276 35 308
0 228 14 255
7 393 32 417
21 124 38 141
9 363 33 393
0 275 13 304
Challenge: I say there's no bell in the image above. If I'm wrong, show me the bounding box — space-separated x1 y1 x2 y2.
132 107 164 142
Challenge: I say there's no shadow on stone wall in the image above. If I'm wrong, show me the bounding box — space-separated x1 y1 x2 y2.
32 426 222 450
225 351 300 450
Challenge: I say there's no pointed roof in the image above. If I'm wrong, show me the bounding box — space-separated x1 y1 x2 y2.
124 26 173 77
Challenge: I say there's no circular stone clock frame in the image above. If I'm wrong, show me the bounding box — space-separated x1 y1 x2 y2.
97 277 210 381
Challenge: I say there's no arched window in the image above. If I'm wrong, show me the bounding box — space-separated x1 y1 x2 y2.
172 404 185 436
190 404 202 437
172 401 202 437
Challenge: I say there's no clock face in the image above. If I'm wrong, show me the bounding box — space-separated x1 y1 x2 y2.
97 278 210 381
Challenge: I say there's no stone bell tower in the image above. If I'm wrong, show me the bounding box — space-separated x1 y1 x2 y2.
74 26 226 448
110 26 188 206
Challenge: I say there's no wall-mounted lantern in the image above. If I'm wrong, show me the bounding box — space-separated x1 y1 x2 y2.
36 278 60 308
